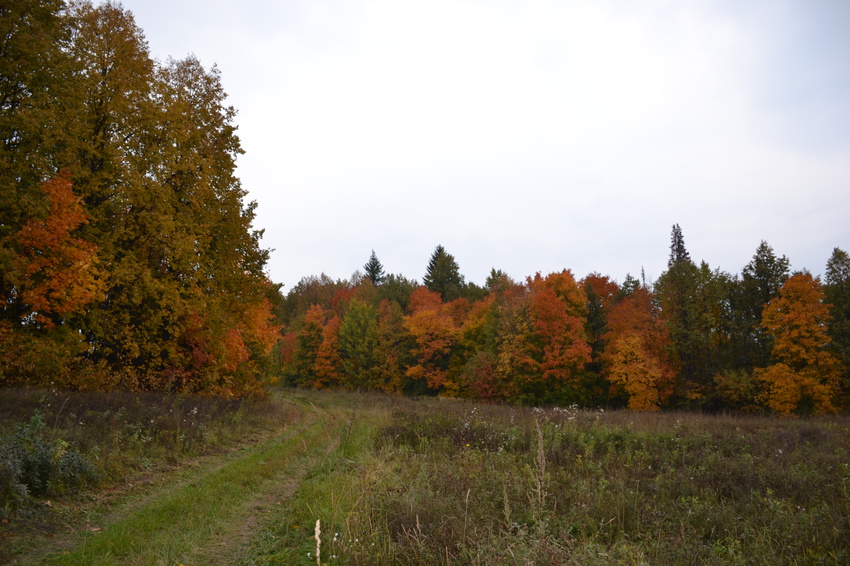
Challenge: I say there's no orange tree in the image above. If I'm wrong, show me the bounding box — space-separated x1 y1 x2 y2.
603 287 675 411
755 273 841 415
513 271 591 405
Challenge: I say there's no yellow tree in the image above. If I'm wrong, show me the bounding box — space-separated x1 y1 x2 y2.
755 273 840 415
603 287 675 411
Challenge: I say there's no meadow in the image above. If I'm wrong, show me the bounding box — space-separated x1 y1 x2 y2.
2 387 849 565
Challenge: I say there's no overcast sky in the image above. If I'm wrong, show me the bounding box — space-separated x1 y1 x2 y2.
125 0 850 290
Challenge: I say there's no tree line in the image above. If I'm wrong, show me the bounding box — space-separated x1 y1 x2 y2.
279 234 850 415
1 1 280 396
3 3 848 413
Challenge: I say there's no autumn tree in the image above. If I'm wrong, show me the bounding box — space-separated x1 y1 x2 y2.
513 271 591 405
603 286 674 410
755 273 840 415
1 0 76 325
373 299 413 394
403 286 459 393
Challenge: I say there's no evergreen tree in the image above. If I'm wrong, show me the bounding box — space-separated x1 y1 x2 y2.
423 245 465 302
825 247 850 404
733 241 791 370
655 224 702 402
668 223 691 267
363 250 385 285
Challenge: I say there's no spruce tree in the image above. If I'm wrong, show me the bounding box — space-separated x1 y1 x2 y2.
423 245 465 302
363 250 385 285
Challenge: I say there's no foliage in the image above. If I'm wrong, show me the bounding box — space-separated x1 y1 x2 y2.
423 245 465 302
0 410 97 515
0 1 280 396
756 273 841 415
363 250 386 285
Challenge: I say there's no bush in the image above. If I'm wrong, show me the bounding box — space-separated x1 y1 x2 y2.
0 411 98 513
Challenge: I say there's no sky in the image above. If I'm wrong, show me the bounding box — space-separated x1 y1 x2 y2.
124 0 850 290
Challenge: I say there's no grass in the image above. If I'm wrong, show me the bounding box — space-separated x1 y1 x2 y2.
249 399 850 565
3 388 850 564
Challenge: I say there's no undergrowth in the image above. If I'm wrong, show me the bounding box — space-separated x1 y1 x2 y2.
252 397 850 565
0 386 295 559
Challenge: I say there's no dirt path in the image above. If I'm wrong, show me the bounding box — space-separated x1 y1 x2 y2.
11 402 347 565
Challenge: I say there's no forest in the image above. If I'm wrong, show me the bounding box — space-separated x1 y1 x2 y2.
278 238 850 415
3 1 850 415
1 0 280 397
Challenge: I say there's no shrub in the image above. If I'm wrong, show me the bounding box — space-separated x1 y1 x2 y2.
0 411 98 513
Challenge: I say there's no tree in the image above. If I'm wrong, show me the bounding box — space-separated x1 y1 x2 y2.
755 273 840 415
5 172 103 327
655 225 701 401
825 247 850 404
1 0 76 327
668 223 691 267
363 250 385 285
403 286 459 392
603 287 674 410
338 299 380 389
608 334 667 411
734 241 791 369
423 245 465 302
515 271 591 405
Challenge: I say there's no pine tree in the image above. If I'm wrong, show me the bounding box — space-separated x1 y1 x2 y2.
655 225 703 402
363 250 385 285
668 224 691 267
423 245 465 302
825 247 850 404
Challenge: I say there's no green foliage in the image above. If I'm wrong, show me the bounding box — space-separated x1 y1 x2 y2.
363 250 386 285
338 299 381 389
826 247 850 405
0 411 97 514
423 245 465 302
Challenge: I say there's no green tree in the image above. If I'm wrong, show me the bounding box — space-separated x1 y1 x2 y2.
825 247 850 405
423 245 465 302
734 241 791 369
655 224 701 401
363 250 385 285
338 299 380 389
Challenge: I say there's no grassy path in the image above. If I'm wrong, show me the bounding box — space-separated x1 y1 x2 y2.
29 397 352 565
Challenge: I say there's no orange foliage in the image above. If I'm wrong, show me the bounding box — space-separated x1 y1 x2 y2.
756 273 840 415
404 289 459 391
240 298 281 355
516 272 591 395
407 286 443 313
581 273 620 309
603 287 674 410
12 172 103 325
221 327 250 372
314 315 342 388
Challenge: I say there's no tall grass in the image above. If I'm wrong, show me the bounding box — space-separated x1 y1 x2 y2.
4 388 850 564
256 397 850 565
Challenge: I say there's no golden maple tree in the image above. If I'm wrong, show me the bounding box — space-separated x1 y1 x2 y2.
755 273 840 415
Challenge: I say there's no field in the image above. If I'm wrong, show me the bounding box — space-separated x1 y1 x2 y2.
2 388 849 565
